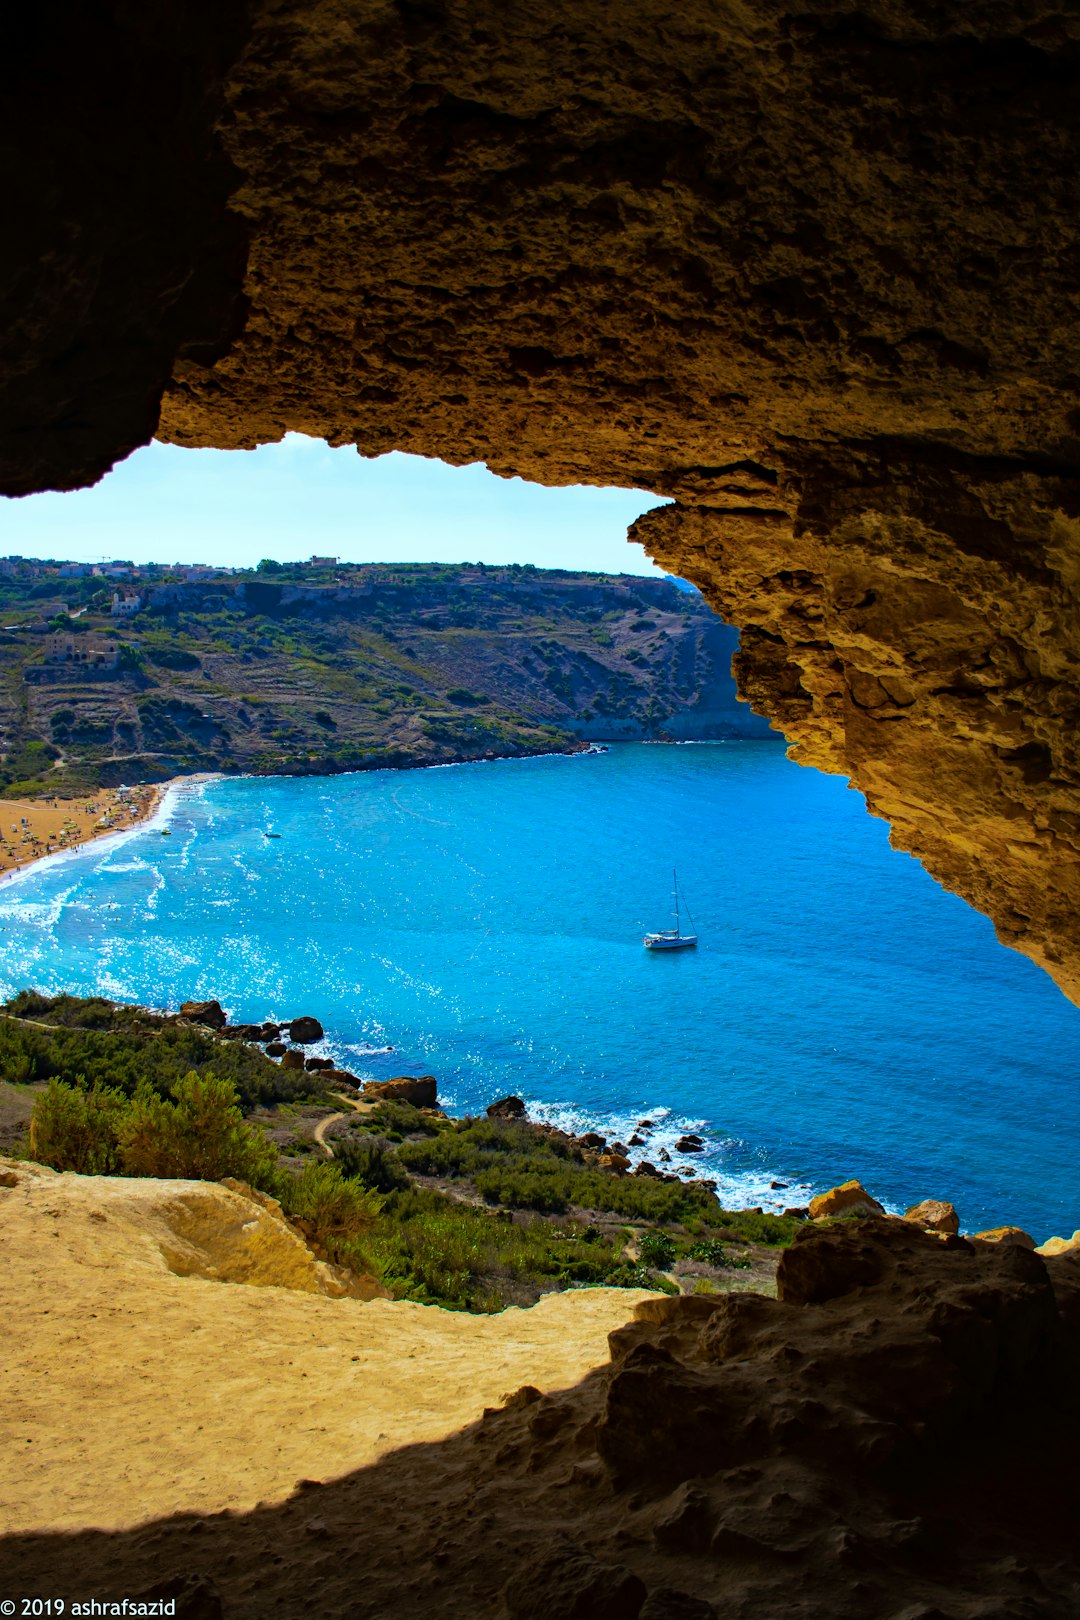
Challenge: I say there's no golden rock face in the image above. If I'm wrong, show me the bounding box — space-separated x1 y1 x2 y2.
4 2 1080 996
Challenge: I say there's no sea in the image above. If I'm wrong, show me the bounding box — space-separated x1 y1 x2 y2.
1 741 1078 1240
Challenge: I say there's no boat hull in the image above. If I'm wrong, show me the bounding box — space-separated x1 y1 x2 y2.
643 934 697 950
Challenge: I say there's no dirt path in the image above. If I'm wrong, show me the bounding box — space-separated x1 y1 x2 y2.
313 1091 369 1157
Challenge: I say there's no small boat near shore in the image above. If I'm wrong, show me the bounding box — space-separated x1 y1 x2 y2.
644 869 698 951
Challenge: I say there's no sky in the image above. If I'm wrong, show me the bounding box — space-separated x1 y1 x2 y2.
0 435 670 576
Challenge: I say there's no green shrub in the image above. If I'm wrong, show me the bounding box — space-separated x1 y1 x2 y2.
689 1238 728 1265
26 1071 277 1186
0 994 323 1111
333 1136 410 1193
277 1161 380 1262
718 1210 799 1246
639 1231 677 1269
117 1072 278 1184
27 1077 127 1174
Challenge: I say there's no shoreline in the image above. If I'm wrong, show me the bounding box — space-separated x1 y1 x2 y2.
0 774 218 890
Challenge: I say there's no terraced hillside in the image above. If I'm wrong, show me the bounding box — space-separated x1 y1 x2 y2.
0 563 771 794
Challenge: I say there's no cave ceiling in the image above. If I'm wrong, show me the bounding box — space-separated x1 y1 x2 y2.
4 0 1080 999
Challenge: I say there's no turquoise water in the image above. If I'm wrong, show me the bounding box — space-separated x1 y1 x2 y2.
1 743 1078 1239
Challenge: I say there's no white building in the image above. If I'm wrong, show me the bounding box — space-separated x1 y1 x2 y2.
111 591 143 617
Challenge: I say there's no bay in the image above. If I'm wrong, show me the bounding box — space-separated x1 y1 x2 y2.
1 741 1078 1239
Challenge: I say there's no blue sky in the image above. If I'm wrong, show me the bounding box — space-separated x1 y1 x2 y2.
0 435 670 576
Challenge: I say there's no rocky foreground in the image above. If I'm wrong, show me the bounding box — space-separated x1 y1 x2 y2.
2 1154 1079 1619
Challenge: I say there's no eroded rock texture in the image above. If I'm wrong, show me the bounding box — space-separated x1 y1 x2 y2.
4 1219 1079 1617
5 1 1080 994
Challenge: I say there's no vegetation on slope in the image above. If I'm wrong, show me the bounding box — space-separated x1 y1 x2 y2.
7 992 799 1314
0 562 765 796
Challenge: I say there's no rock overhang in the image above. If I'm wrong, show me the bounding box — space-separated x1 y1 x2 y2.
4 0 1080 996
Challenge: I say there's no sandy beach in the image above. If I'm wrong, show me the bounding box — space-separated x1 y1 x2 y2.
0 779 173 878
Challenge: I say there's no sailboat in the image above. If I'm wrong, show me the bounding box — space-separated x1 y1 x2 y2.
643 869 698 950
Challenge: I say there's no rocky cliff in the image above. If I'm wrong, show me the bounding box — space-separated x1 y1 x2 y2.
4 2 1079 998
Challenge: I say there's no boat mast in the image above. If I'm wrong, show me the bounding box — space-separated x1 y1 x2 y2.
673 866 679 934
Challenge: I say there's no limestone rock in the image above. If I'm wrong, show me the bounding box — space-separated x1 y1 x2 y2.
6 2 1080 1005
280 1050 305 1071
288 1016 324 1045
265 1041 286 1057
903 1199 961 1236
1037 1230 1080 1257
809 1180 886 1220
178 1000 226 1030
599 1153 631 1174
972 1225 1037 1249
675 1136 704 1154
361 1076 438 1109
487 1095 527 1119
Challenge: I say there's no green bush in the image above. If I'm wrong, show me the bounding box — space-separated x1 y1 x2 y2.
689 1238 728 1266
333 1136 410 1193
276 1161 380 1263
0 993 322 1111
27 1071 278 1186
639 1231 676 1269
27 1077 127 1174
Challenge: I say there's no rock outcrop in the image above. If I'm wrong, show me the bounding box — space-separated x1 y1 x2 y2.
3 1208 1078 1616
808 1179 886 1220
5 1 1080 1000
179 999 227 1030
361 1075 438 1108
287 1016 324 1044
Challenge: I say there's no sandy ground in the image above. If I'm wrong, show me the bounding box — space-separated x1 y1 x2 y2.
0 1157 652 1537
0 781 170 877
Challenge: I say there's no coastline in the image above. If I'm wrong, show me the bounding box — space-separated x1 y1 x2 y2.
0 774 216 889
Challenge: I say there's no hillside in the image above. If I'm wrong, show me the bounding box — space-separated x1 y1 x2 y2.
0 560 772 795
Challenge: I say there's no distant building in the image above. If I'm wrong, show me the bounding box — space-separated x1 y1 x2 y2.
110 591 143 617
44 635 119 669
182 566 218 582
58 562 93 578
309 555 338 568
93 562 130 579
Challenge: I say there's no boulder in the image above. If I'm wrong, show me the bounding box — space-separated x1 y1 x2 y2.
280 1050 305 1071
675 1136 704 1154
361 1075 438 1108
611 1141 630 1156
599 1152 631 1174
288 1015 324 1044
971 1225 1037 1249
1036 1229 1080 1257
486 1095 526 1119
808 1179 886 1220
265 1041 287 1057
259 1022 281 1041
582 1131 607 1150
783 1207 810 1220
635 1162 659 1178
629 1133 645 1146
178 999 226 1030
323 1068 360 1089
904 1198 960 1236
306 1056 335 1071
